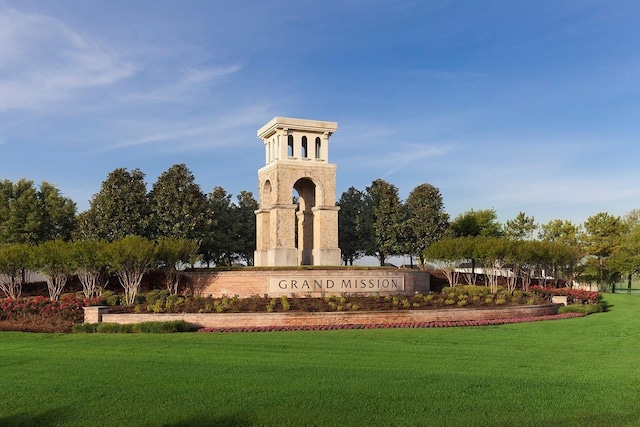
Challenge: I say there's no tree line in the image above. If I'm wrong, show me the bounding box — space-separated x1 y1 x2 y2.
338 179 640 292
0 164 257 267
2 165 639 295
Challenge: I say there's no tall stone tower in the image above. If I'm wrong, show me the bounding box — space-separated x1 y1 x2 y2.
254 117 341 266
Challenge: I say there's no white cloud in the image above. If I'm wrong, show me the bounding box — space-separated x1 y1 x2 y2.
0 9 136 111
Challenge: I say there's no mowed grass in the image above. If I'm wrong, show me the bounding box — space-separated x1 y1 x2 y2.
1 294 639 426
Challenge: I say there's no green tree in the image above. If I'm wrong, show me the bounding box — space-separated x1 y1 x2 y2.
449 208 502 282
538 219 584 286
37 181 77 241
234 191 258 266
450 208 503 238
32 240 75 301
78 168 150 241
148 164 209 240
0 179 75 244
538 219 581 245
156 237 199 294
0 244 32 298
609 224 640 294
201 187 235 266
504 212 536 240
403 183 449 268
105 236 156 305
72 240 109 298
583 212 624 291
0 179 40 244
338 187 367 265
423 237 475 286
363 179 406 266
472 237 510 293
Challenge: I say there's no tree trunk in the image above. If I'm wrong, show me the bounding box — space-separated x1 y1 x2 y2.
628 273 632 295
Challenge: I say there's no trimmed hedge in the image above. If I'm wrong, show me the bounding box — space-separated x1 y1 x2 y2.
74 320 193 334
557 303 604 315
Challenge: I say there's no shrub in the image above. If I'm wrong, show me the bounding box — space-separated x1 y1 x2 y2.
105 294 121 306
119 323 135 333
147 299 164 313
558 304 603 315
97 323 122 333
73 323 98 333
132 320 192 333
165 295 184 311
145 289 170 306
281 296 290 311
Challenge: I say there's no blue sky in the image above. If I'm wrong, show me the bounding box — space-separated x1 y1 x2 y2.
1 0 640 227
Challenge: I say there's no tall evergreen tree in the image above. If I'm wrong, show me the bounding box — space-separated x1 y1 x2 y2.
0 179 76 244
583 212 624 290
148 163 209 240
504 211 536 241
363 179 405 266
403 183 450 268
234 191 258 266
77 168 150 241
338 187 367 265
202 187 235 266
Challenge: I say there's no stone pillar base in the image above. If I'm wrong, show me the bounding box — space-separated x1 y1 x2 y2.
267 248 299 266
254 250 269 267
312 248 342 266
83 306 109 323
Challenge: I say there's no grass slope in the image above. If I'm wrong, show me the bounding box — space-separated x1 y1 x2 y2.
0 294 639 426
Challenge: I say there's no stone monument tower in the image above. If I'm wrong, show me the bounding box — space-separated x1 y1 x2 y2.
254 117 341 266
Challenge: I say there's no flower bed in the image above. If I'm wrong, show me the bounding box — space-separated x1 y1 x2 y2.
529 286 600 305
0 285 602 333
0 294 98 322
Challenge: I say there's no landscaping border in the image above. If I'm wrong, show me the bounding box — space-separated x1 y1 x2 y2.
85 303 563 329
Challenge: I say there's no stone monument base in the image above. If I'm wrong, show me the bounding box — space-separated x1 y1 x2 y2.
184 268 430 298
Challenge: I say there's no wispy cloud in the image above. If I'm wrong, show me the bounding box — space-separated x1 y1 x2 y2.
382 144 453 177
0 9 136 112
104 104 271 151
120 64 243 103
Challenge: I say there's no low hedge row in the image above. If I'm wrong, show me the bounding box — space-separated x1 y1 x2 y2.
73 320 193 333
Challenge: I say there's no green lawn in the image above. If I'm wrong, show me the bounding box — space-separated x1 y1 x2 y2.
1 293 639 427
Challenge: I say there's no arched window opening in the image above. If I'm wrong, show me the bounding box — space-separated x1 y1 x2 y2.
301 136 308 158
288 135 294 157
315 137 321 159
263 180 272 207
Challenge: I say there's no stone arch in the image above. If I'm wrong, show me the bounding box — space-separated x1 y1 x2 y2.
262 179 273 207
255 117 340 267
287 135 294 157
293 178 316 265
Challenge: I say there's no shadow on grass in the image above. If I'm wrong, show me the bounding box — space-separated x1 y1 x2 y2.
600 300 612 312
0 407 71 427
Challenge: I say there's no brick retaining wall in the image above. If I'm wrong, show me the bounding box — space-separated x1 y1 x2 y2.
89 304 561 329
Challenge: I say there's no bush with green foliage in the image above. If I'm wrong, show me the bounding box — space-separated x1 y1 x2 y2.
558 304 604 315
74 320 192 333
